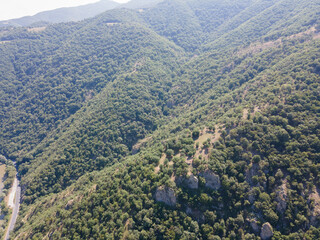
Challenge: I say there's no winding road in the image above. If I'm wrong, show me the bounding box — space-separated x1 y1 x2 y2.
4 176 20 240
0 157 21 240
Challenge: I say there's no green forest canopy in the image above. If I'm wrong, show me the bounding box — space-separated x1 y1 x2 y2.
0 0 319 239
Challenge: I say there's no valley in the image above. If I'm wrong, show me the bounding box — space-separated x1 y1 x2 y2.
0 0 319 239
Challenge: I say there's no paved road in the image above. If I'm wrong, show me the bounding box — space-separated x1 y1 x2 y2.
4 167 21 240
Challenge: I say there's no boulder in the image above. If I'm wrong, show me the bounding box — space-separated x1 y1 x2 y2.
155 186 176 207
260 222 273 240
200 170 221 190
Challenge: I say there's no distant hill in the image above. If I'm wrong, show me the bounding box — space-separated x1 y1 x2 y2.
119 0 164 9
0 0 120 27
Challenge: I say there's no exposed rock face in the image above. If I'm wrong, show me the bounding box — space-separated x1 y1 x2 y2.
248 191 256 204
199 170 221 190
186 207 205 222
276 180 288 213
246 163 260 186
155 186 176 207
176 175 199 189
308 188 320 226
260 222 273 240
247 218 260 233
186 175 199 189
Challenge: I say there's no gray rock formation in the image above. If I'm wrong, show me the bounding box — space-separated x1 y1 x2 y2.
186 175 199 189
247 218 260 233
246 163 260 186
186 207 205 222
199 170 221 190
155 186 176 207
276 180 288 213
260 222 273 240
308 188 320 226
176 175 199 189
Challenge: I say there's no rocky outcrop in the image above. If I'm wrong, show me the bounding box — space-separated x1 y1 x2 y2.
308 188 320 226
186 207 205 222
260 222 273 240
155 186 176 207
177 175 199 189
186 175 199 189
247 218 260 233
276 180 288 213
246 163 260 186
199 170 221 190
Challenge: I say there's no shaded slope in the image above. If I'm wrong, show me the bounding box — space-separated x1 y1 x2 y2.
13 31 320 240
10 11 185 203
0 9 183 158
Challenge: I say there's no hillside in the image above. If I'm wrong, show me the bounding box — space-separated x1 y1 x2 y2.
0 0 120 27
0 0 319 239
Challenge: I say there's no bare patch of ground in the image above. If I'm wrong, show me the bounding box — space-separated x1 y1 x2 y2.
122 219 130 240
242 88 248 100
132 136 152 154
243 108 249 120
0 164 5 227
254 106 260 114
170 173 176 182
156 125 223 179
8 178 17 209
106 23 120 26
0 164 6 191
314 33 320 39
237 26 320 57
131 59 145 74
190 125 222 174
195 128 215 149
27 27 46 33
155 153 166 174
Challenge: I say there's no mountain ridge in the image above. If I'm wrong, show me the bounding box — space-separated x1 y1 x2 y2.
0 0 120 27
0 0 319 238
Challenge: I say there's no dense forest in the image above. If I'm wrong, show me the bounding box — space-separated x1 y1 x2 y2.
0 0 319 239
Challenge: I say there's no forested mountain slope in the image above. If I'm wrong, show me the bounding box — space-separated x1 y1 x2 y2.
0 0 319 239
